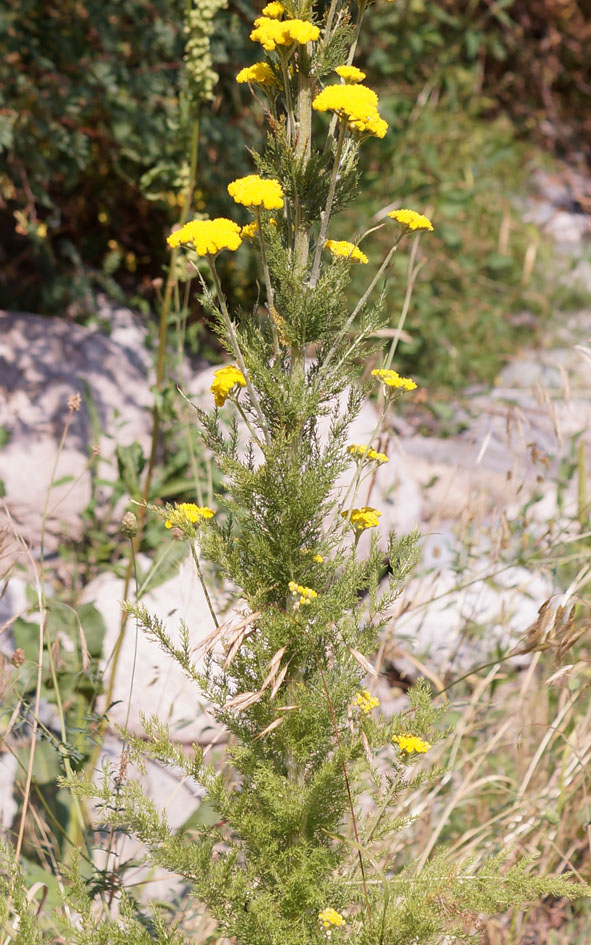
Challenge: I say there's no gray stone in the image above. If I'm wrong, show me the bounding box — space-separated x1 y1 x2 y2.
0 306 152 556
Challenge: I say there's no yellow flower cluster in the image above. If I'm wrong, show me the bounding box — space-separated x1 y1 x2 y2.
288 581 318 606
324 240 368 264
372 368 417 391
210 365 247 407
236 62 277 86
250 16 320 51
387 208 434 231
335 64 365 83
167 218 242 255
165 503 215 529
261 0 284 16
228 174 284 210
342 507 382 531
318 908 344 929
353 689 380 714
392 733 431 754
347 443 388 464
312 84 388 138
241 221 259 239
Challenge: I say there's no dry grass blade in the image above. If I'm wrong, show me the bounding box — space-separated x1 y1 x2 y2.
255 717 285 739
270 662 289 699
193 610 260 658
224 620 259 668
224 689 265 713
261 645 287 691
349 647 377 679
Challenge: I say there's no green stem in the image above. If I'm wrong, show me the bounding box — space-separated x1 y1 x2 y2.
294 49 312 270
190 541 219 629
255 208 281 358
384 234 422 369
208 256 271 444
309 120 346 287
321 237 401 378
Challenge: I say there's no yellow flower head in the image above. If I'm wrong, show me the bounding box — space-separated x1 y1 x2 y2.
335 64 365 83
261 0 284 16
236 62 277 86
387 208 434 231
318 908 344 929
342 507 381 532
250 16 319 51
228 174 284 210
353 689 380 714
288 581 318 606
165 503 215 529
211 364 247 407
167 218 242 255
241 221 259 239
313 84 388 138
313 554 324 563
324 240 368 264
392 733 431 754
347 444 389 464
371 368 417 392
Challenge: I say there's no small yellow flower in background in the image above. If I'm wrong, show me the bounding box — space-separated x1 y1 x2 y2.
371 368 417 392
312 84 388 138
228 174 284 210
167 218 242 255
392 733 431 754
324 240 368 264
387 208 434 232
236 62 277 86
211 364 247 407
250 16 319 51
261 0 284 16
288 581 318 606
347 444 388 464
342 507 382 532
335 65 366 83
353 689 380 714
165 503 216 529
300 549 324 562
36 222 48 238
318 908 344 929
241 221 259 239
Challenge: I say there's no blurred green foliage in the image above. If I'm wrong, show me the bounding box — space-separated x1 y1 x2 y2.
0 0 257 315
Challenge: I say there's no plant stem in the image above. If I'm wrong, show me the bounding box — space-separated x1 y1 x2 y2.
384 233 423 368
309 120 346 287
190 541 219 628
208 255 271 444
256 208 281 358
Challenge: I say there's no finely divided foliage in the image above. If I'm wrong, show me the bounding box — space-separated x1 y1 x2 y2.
1 0 587 941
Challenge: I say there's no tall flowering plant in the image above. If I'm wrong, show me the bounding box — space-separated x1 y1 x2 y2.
32 1 584 941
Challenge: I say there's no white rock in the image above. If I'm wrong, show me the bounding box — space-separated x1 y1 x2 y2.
0 306 152 557
83 553 225 743
0 752 18 832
